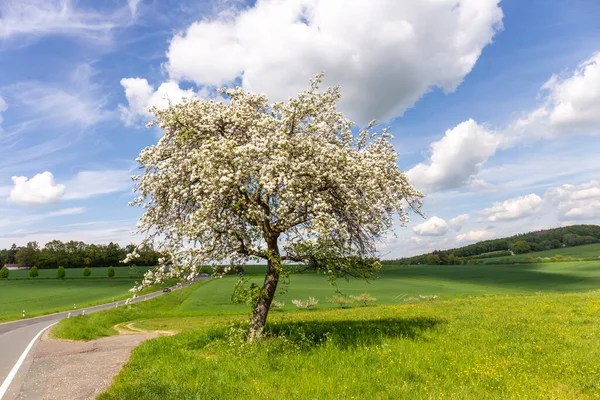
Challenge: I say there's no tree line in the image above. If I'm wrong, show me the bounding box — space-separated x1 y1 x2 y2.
0 240 161 269
391 224 600 265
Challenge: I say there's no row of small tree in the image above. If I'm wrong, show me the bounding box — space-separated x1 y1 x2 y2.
0 266 116 279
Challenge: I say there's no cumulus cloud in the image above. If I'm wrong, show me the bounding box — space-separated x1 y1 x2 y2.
456 229 496 243
412 216 449 236
119 78 202 125
449 214 469 231
406 119 503 192
163 0 503 124
545 180 600 220
8 171 65 205
514 52 600 138
482 193 542 222
63 169 133 199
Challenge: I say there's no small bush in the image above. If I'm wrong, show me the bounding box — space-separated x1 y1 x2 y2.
292 297 318 309
271 300 285 310
107 266 115 278
29 266 39 277
199 266 212 274
0 266 9 279
350 292 377 306
83 267 91 277
56 266 66 279
327 294 354 308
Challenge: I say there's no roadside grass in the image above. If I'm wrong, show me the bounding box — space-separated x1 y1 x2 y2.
97 291 600 399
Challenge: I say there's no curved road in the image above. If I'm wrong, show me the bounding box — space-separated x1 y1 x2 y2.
0 280 200 400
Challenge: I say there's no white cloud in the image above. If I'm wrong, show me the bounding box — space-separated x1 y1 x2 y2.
119 78 201 125
449 214 469 231
0 96 7 133
482 193 542 222
406 119 503 192
412 216 449 236
0 0 134 44
469 179 497 192
456 229 496 243
5 64 112 128
513 52 600 138
164 0 503 124
545 180 600 220
0 207 84 228
8 171 65 205
63 170 133 200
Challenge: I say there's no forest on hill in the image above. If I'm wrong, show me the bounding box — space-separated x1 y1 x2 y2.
392 224 600 265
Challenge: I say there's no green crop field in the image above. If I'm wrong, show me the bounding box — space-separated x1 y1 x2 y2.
0 267 154 322
53 263 600 399
6 266 152 279
481 243 600 263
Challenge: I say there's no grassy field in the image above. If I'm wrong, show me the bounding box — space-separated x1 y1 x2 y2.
481 243 600 263
0 267 153 322
53 279 600 399
5 266 152 279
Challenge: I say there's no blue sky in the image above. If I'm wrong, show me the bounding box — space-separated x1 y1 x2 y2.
1 0 599 258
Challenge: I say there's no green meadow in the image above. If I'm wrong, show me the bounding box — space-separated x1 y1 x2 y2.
0 267 152 322
481 243 600 263
52 260 600 399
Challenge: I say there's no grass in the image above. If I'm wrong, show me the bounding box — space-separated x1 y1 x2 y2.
0 267 154 322
53 260 600 339
93 291 600 399
5 266 152 279
45 259 600 398
482 243 600 263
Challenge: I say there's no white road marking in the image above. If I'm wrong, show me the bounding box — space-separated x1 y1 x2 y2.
0 322 57 400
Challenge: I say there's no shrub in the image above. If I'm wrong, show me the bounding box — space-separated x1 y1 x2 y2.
83 267 91 277
0 266 9 279
327 294 354 308
56 266 66 279
350 292 377 306
523 255 535 263
28 266 39 277
199 266 212 274
271 300 285 310
107 266 115 278
292 297 319 309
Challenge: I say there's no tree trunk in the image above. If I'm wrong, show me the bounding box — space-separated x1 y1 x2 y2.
248 238 280 342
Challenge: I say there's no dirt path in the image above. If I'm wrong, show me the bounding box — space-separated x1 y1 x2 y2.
15 326 169 400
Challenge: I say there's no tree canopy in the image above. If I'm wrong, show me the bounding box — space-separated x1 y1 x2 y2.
128 75 423 339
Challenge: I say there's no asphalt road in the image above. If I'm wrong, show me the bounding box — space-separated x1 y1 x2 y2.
0 279 199 400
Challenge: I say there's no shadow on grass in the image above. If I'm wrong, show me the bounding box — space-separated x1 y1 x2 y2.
263 316 443 349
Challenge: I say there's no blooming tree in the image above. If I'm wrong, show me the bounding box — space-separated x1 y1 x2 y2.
128 74 423 340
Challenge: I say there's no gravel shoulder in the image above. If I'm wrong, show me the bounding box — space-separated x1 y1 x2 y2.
14 328 161 400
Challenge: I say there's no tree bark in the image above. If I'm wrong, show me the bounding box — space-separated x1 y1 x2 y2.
248 237 280 342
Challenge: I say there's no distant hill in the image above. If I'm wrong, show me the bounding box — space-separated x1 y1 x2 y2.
389 224 600 265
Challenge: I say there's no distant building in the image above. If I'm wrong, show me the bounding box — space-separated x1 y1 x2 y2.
4 264 32 270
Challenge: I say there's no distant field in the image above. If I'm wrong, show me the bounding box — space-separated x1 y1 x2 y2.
6 266 152 279
176 261 600 315
481 243 600 263
0 279 140 322
0 266 154 322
